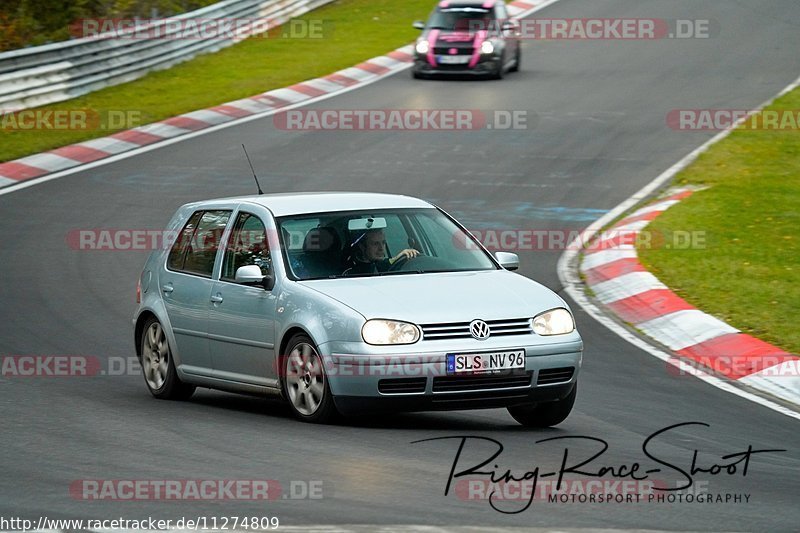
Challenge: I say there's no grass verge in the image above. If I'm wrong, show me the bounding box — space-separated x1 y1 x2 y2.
1 0 434 163
638 87 800 353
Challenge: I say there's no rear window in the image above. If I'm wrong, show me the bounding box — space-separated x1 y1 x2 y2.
167 210 231 277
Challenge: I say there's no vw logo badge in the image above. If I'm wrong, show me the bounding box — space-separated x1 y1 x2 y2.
470 319 491 340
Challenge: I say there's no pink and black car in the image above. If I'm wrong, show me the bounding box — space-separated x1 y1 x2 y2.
412 0 521 79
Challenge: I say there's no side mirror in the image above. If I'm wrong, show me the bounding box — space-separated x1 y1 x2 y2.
235 265 274 290
502 20 519 36
412 20 426 30
494 252 519 271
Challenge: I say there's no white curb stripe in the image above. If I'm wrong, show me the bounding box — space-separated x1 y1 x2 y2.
739 360 800 405
593 271 666 304
335 67 378 82
134 123 191 139
627 199 681 218
637 310 739 351
581 248 638 270
368 55 405 69
263 87 312 103
612 219 652 233
181 109 235 125
302 77 350 93
80 136 141 154
15 153 80 172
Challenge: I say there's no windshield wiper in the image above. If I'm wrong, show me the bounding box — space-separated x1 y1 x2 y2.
377 269 426 276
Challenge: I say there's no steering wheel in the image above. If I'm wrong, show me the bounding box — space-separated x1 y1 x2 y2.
387 253 419 271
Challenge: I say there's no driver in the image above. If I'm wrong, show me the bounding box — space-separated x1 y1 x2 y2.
346 228 419 275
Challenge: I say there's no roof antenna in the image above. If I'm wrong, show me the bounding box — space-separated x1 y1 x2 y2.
242 144 264 195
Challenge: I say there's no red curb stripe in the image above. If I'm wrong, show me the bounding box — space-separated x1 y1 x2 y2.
162 116 211 131
111 129 164 146
0 161 48 181
510 0 536 8
585 232 639 253
606 288 695 325
355 61 390 75
387 50 414 62
663 189 695 202
615 209 662 228
50 145 110 164
210 105 252 118
324 73 359 87
583 257 645 285
675 333 797 379
288 83 327 97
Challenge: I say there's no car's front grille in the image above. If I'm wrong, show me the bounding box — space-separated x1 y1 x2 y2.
432 372 533 393
537 367 575 385
433 47 474 56
420 318 532 340
378 377 427 394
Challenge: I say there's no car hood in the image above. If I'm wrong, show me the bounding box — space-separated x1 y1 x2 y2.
301 270 566 324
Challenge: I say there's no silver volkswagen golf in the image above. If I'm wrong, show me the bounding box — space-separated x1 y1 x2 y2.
133 192 582 425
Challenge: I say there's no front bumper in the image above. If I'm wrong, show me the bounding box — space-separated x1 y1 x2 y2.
319 339 582 415
413 56 500 76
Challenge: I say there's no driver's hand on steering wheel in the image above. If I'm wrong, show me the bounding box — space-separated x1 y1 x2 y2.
389 248 420 265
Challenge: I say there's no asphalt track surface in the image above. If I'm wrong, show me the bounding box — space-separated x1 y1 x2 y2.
1 0 799 530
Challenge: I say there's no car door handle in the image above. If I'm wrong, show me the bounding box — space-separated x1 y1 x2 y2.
161 285 174 293
210 294 224 303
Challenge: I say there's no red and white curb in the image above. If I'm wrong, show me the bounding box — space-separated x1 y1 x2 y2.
0 45 415 187
0 0 545 188
579 187 800 407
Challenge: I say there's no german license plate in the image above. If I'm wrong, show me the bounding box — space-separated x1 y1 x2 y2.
446 349 525 375
438 55 470 64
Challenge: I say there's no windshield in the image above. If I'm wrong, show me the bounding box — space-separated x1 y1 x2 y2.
427 8 495 32
277 208 498 280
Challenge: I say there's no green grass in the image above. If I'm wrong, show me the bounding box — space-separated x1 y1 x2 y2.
0 0 433 163
638 88 800 353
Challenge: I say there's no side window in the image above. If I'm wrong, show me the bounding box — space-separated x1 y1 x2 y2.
167 211 203 271
180 210 231 278
221 212 272 282
381 215 409 256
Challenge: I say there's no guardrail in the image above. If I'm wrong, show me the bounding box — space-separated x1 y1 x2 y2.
0 0 334 112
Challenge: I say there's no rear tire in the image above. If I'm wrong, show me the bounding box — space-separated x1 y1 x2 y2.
140 317 195 400
282 334 339 424
507 384 576 427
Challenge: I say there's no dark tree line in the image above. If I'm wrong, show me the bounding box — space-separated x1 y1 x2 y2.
0 0 219 51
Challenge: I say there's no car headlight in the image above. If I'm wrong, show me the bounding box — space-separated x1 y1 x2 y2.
362 319 421 345
415 40 430 55
480 40 495 55
532 309 575 336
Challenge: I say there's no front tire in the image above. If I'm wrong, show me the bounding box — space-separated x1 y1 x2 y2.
282 334 339 424
140 317 195 400
507 384 577 427
510 46 521 72
491 58 505 80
